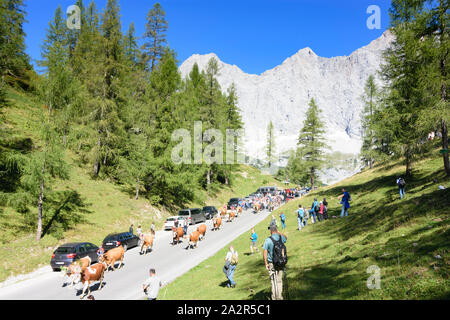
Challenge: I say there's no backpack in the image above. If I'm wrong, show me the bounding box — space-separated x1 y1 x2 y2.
399 178 406 187
231 252 239 265
314 202 320 213
270 236 288 270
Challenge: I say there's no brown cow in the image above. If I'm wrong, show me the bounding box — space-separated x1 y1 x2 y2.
228 211 236 222
212 217 222 231
79 263 106 299
63 256 91 287
100 246 125 271
140 234 154 255
197 224 207 240
219 207 227 217
237 206 243 216
172 227 184 245
186 231 200 249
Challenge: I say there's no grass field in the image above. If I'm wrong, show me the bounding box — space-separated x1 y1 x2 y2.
162 155 450 300
0 88 293 283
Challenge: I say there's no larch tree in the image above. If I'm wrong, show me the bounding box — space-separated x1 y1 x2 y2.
142 2 168 72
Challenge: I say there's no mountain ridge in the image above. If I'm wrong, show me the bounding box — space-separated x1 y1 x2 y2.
179 31 394 183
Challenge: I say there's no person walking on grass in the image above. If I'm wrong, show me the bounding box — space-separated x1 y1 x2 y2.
263 225 287 300
396 177 406 200
223 245 238 288
129 224 134 234
323 198 328 220
319 201 324 221
143 268 162 300
338 188 351 218
279 212 286 231
296 205 305 230
310 198 320 223
250 228 259 254
270 215 277 228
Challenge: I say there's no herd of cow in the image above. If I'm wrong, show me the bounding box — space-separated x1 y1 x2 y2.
171 206 243 248
60 206 244 299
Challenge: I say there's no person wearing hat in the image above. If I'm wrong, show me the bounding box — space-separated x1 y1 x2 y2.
263 225 287 300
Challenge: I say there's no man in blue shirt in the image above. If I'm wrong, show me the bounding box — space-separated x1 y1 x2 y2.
296 204 305 230
250 228 259 254
338 188 351 217
263 225 287 300
279 212 286 231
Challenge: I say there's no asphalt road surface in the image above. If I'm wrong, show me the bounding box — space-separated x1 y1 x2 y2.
0 207 277 300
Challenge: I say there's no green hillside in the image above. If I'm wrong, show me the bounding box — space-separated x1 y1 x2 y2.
0 88 291 283
162 154 450 300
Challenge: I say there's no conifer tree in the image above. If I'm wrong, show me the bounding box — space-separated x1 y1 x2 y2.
266 121 277 169
360 75 379 169
296 98 328 188
20 108 69 242
0 0 30 79
380 0 428 176
142 2 168 72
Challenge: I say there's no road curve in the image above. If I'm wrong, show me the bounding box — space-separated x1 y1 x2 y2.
0 207 275 300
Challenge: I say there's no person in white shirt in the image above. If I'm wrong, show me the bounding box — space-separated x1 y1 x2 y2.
223 245 238 288
143 268 162 300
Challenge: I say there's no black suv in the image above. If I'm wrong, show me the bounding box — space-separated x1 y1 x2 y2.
227 198 241 210
102 232 139 252
50 242 99 271
202 206 218 219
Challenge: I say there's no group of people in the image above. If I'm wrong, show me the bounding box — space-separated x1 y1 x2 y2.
223 223 288 300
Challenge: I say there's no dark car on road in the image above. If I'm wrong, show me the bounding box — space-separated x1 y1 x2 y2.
202 206 218 219
50 242 99 271
227 198 241 210
102 232 139 252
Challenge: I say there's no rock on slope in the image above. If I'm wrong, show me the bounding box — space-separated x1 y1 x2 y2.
179 31 394 167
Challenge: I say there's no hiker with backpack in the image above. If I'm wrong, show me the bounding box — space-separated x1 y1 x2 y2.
396 177 406 199
223 245 239 288
322 198 328 220
296 204 305 230
263 225 287 300
309 198 320 223
338 188 351 218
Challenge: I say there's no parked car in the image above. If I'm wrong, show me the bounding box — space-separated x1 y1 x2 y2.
227 198 241 210
164 216 186 230
178 208 206 225
102 232 139 252
50 242 99 271
202 206 218 219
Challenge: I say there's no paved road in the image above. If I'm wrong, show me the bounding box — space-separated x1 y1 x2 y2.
0 207 276 300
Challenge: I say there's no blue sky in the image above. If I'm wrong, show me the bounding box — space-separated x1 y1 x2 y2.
24 0 391 75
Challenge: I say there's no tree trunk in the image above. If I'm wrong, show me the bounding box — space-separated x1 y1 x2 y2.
135 179 140 200
36 179 44 242
93 138 101 177
225 175 229 185
310 167 315 189
442 119 450 176
439 0 449 176
206 168 211 185
405 152 412 177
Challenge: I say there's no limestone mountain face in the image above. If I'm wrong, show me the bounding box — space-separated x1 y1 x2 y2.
179 31 394 183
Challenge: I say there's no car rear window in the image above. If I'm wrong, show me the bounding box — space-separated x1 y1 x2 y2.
166 217 176 221
55 247 75 254
178 210 190 216
104 235 118 241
